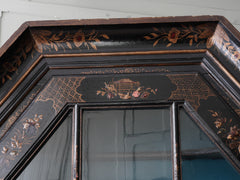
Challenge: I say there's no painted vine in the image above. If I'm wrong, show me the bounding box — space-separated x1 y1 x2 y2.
32 29 110 53
0 37 35 87
0 114 42 169
209 110 240 155
144 23 215 48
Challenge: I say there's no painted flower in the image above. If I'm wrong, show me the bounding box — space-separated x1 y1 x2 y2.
168 28 180 44
214 120 222 129
119 92 131 99
23 114 42 134
132 88 141 98
107 92 115 99
227 125 240 140
229 142 240 153
231 50 240 65
73 30 85 47
1 147 8 154
214 117 227 129
10 136 23 150
140 91 150 98
9 151 18 156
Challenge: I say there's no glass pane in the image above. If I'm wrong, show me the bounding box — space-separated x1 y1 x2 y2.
82 108 172 180
17 113 72 180
180 109 240 180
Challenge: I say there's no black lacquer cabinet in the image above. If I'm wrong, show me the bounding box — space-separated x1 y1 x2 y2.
0 16 239 180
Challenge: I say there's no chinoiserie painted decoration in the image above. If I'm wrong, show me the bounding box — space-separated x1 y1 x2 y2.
0 114 42 167
97 78 158 100
0 16 239 179
144 24 215 48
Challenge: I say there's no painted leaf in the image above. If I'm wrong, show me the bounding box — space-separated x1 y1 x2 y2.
53 44 58 51
6 75 12 80
96 90 102 95
144 36 152 40
94 38 100 42
166 43 172 47
189 39 193 46
102 34 110 39
151 89 156 95
150 33 159 38
66 42 72 49
194 35 198 42
90 43 97 50
153 39 160 47
187 35 194 39
73 41 83 48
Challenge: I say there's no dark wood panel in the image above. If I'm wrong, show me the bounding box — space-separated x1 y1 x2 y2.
0 16 239 179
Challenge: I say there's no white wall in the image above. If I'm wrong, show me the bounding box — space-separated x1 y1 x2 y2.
1 0 240 47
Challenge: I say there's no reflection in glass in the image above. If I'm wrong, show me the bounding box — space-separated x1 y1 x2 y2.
180 109 240 180
82 108 172 180
17 113 72 180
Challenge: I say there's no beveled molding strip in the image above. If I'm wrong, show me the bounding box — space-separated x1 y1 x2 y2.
0 49 239 108
0 49 205 106
205 51 240 95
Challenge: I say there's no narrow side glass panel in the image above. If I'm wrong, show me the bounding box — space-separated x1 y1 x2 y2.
17 112 73 180
180 109 240 180
82 108 172 180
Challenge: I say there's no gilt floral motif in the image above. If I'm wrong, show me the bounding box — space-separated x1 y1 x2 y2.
97 78 158 100
32 29 110 53
209 110 240 154
0 114 42 168
209 110 229 134
208 24 240 70
144 23 215 47
0 37 35 87
0 90 41 140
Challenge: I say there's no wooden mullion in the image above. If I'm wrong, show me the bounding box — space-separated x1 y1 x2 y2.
171 102 182 180
73 104 80 180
